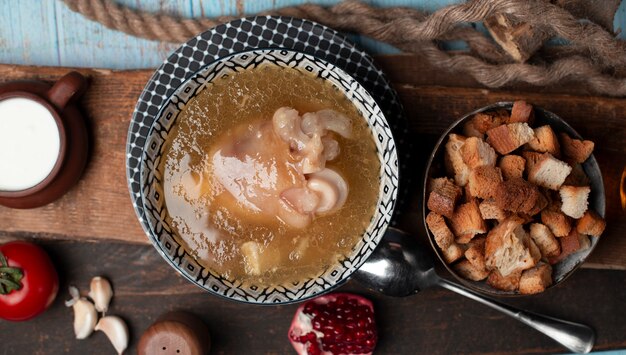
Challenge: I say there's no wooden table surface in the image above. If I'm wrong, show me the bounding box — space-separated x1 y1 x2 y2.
0 1 625 354
0 56 624 354
0 238 624 355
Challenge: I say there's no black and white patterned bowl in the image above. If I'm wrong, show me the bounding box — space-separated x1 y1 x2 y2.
138 48 398 304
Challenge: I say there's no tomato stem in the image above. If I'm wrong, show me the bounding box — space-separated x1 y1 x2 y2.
0 251 23 295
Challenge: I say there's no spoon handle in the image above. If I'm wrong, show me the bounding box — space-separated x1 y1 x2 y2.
438 278 595 354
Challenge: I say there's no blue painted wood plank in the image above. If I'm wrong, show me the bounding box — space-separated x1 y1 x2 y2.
191 0 238 17
0 0 60 66
51 0 190 69
0 0 624 70
615 0 626 36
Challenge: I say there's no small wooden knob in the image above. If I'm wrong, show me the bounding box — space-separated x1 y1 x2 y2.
138 311 211 355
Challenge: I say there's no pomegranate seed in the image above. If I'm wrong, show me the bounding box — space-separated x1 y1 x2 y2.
305 332 316 342
306 341 321 355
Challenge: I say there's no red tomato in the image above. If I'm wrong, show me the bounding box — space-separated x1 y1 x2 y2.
0 241 59 321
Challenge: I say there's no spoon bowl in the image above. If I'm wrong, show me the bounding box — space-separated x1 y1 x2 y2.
353 228 438 296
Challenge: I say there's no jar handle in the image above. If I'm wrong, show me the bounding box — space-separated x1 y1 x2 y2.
47 71 88 110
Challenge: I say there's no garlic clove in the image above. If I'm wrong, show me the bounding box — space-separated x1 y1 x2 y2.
66 286 98 339
88 276 113 314
95 315 129 355
72 298 98 339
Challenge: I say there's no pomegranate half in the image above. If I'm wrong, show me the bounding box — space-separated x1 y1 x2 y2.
288 293 377 355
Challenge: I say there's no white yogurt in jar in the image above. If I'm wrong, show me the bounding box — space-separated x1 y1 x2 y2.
0 97 61 191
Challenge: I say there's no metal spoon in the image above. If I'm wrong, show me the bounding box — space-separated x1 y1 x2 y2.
353 228 595 354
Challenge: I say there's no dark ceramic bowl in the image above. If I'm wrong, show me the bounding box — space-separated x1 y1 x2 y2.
423 102 605 296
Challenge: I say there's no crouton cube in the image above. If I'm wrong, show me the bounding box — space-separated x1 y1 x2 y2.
428 176 453 194
563 163 591 186
456 233 475 244
471 110 508 133
494 177 540 214
487 270 522 291
498 155 525 180
465 237 486 270
461 137 497 169
548 229 585 264
519 263 553 294
527 125 560 156
508 100 534 124
529 223 560 257
559 185 590 218
468 166 503 199
527 190 548 216
561 229 584 255
576 210 606 237
486 122 535 154
443 244 465 263
479 199 508 220
485 216 536 276
462 120 484 139
454 259 490 281
449 200 488 239
445 134 470 186
426 212 464 263
541 209 572 237
559 133 594 163
528 153 572 190
521 151 543 174
427 177 463 218
426 212 454 249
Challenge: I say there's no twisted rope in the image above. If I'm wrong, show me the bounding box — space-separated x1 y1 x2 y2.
62 0 626 96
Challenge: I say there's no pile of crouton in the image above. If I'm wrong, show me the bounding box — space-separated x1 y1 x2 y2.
426 101 606 294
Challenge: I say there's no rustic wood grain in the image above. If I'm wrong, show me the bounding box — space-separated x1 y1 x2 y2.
0 59 624 269
0 55 626 268
0 238 624 354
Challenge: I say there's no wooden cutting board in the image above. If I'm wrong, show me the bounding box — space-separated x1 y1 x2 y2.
0 56 623 269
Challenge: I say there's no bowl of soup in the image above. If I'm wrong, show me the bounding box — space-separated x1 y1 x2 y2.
135 48 398 304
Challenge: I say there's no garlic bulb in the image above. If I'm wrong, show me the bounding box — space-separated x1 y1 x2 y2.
88 276 113 314
65 286 97 339
95 316 129 355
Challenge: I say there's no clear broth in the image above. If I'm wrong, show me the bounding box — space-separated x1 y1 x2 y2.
160 65 380 286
